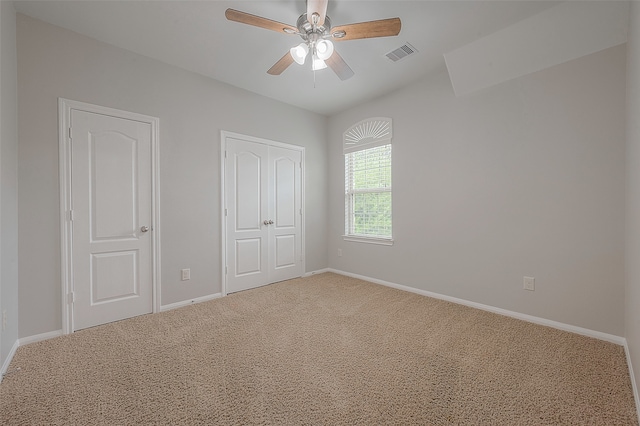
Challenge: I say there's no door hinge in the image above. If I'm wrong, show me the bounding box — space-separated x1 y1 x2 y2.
68 127 72 139
225 208 228 217
68 292 75 304
299 208 302 216
225 266 228 275
224 150 227 159
69 210 74 221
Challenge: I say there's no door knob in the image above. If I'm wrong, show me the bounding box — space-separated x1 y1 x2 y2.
268 220 274 225
141 226 149 232
263 220 270 226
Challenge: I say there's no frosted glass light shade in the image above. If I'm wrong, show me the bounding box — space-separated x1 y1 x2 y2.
316 40 334 60
312 55 327 70
290 43 309 65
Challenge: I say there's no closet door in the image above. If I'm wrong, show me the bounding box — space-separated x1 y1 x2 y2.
225 137 270 293
225 136 303 294
268 146 302 283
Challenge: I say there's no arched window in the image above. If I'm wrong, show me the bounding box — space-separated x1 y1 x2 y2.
343 117 393 245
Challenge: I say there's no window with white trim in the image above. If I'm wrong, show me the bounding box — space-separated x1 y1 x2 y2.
344 118 392 244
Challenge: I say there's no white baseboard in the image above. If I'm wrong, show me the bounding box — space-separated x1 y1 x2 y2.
160 293 222 312
0 339 20 382
19 330 63 346
303 268 330 278
624 341 640 423
326 268 625 345
1 330 62 382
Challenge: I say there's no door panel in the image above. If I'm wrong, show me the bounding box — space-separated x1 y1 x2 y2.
268 146 302 283
91 131 137 240
235 238 262 276
226 138 269 292
91 251 139 303
275 235 296 268
225 137 302 293
274 157 296 227
235 152 262 230
72 109 152 330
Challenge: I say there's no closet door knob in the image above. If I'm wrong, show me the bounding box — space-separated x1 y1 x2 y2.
140 226 149 232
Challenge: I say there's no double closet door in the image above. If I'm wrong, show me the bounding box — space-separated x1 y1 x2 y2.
224 135 303 294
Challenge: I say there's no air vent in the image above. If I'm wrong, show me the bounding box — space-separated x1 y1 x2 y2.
385 42 418 62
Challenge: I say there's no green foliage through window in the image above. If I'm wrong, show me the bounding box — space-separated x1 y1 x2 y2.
345 144 392 238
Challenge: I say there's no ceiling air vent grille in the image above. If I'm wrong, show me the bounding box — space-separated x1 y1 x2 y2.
385 42 418 62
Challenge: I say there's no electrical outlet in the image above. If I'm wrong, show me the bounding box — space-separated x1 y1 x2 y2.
523 276 535 291
2 310 7 331
181 269 191 281
337 249 342 257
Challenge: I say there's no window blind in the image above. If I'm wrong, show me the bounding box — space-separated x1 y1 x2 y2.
343 118 392 241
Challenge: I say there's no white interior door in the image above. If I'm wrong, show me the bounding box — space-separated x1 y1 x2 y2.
224 135 303 294
269 146 302 283
225 137 270 293
71 109 153 330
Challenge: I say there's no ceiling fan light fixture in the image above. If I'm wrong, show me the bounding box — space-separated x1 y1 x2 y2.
225 5 402 80
315 39 334 60
312 54 327 71
290 43 309 65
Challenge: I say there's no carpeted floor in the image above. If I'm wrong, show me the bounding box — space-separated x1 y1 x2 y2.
1 272 638 425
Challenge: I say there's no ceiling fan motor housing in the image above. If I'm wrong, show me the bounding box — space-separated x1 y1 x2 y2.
296 13 332 41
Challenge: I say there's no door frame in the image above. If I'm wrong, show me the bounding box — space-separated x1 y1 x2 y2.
220 130 305 296
58 98 161 334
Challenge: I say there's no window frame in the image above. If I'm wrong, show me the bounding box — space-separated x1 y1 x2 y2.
342 118 393 246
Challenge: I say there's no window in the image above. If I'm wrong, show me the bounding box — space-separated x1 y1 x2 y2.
343 118 393 244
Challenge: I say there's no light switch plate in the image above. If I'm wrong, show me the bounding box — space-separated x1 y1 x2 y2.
181 269 191 281
523 276 535 291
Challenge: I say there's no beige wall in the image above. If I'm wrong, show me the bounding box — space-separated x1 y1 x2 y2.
328 45 626 336
1 1 19 369
17 14 328 337
626 0 640 409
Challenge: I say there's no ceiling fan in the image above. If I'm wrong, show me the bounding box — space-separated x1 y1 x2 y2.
225 0 401 81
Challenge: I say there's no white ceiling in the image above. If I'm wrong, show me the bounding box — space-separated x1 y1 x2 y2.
12 0 559 116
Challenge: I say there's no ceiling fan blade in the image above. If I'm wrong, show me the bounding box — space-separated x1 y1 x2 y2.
267 52 295 75
307 0 328 27
225 9 298 34
326 51 354 81
331 17 401 41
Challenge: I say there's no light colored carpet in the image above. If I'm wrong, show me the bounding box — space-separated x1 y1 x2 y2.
1 272 637 425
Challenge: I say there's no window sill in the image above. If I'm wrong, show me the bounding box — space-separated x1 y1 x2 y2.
342 235 394 246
